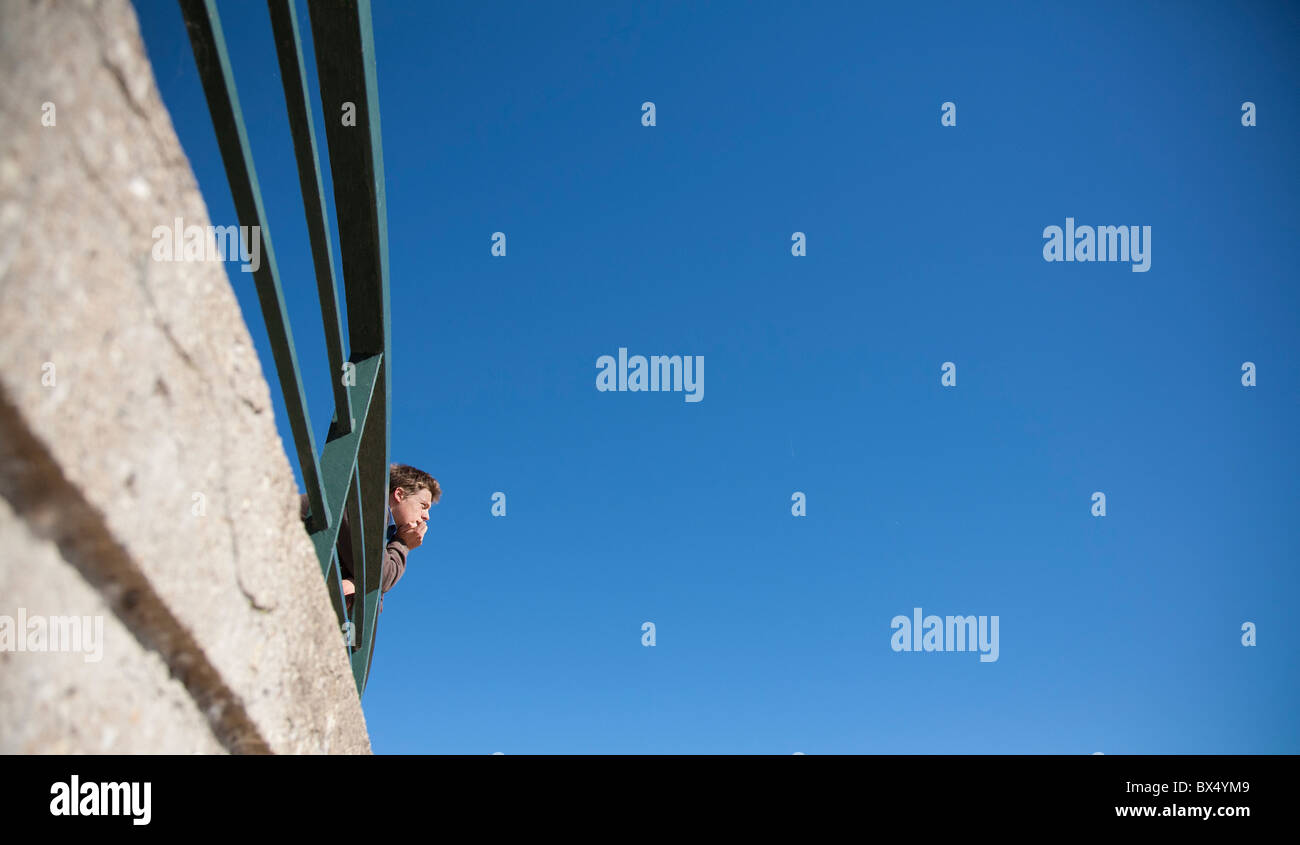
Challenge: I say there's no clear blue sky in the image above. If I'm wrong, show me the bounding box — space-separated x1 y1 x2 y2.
134 0 1298 753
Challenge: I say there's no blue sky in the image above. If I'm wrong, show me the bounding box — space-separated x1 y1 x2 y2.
134 0 1299 753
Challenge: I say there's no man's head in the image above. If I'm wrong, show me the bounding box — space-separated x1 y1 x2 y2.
388 463 440 528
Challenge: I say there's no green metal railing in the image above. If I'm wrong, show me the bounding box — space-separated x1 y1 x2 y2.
180 0 392 695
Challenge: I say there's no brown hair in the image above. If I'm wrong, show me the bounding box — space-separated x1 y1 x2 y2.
389 463 441 503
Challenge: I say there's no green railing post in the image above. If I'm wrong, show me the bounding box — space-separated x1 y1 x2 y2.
180 0 392 697
179 0 328 532
308 0 393 694
267 0 353 438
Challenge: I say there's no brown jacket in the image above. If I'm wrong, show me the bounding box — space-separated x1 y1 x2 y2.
298 493 408 614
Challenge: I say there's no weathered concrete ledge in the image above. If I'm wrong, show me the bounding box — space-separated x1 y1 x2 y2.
0 0 370 754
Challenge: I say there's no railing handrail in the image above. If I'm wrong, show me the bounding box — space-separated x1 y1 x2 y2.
180 0 392 696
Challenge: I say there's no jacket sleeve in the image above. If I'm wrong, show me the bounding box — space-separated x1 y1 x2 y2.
303 492 409 615
380 525 409 599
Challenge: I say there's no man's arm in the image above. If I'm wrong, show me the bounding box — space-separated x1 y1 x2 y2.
300 493 417 612
381 526 409 596
375 520 429 610
341 526 409 614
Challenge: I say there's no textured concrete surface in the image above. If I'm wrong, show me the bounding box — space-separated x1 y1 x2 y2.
0 496 226 755
0 0 370 753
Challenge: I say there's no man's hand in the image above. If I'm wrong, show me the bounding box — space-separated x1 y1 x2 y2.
396 520 427 550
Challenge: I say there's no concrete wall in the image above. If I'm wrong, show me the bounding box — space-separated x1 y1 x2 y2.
0 0 371 754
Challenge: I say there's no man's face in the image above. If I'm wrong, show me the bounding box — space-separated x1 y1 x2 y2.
391 486 434 529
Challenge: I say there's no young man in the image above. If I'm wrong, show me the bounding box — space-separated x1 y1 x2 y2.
298 463 440 617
